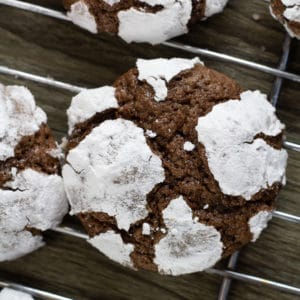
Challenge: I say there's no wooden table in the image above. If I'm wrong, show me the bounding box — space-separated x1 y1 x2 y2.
0 1 299 299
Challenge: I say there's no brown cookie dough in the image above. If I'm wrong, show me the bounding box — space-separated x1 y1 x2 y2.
63 58 287 275
270 0 300 39
63 0 228 44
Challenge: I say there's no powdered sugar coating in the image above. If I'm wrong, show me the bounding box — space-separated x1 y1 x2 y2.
67 86 119 134
270 0 300 38
282 0 300 5
248 210 273 242
0 231 44 262
118 0 192 44
142 223 151 235
0 288 34 300
183 141 195 151
284 5 300 22
63 119 165 230
0 84 46 161
88 230 134 267
0 169 68 261
154 196 223 275
68 1 97 33
136 58 202 101
205 0 229 18
118 0 228 44
196 90 287 200
68 0 228 44
103 0 120 5
47 146 63 160
145 129 157 138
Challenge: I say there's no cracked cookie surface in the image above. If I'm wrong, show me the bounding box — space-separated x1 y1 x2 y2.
270 0 300 39
0 84 68 261
63 58 287 275
63 0 228 44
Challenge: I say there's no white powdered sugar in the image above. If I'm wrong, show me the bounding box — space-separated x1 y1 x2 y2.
0 83 68 261
118 0 192 44
248 211 273 242
67 1 97 33
270 0 300 38
117 0 228 43
282 0 300 5
183 141 195 151
136 57 202 101
196 90 288 200
0 84 46 161
154 196 223 275
63 118 165 231
103 0 120 5
47 146 63 160
145 129 157 138
67 86 119 134
0 288 34 300
283 5 300 23
68 0 228 43
0 231 44 262
88 231 134 267
142 223 151 235
205 0 229 18
0 168 68 261
2 169 68 230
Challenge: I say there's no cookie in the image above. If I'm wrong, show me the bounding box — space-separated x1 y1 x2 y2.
270 0 300 39
0 84 68 261
0 288 34 300
63 58 287 275
64 0 229 44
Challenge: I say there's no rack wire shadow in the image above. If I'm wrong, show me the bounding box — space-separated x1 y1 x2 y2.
0 1 299 299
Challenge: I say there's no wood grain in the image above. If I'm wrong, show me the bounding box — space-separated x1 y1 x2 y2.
0 0 299 299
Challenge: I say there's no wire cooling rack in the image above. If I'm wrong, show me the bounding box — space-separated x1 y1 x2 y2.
0 1 299 299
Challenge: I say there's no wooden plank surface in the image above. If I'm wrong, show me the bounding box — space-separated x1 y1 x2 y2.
0 0 299 299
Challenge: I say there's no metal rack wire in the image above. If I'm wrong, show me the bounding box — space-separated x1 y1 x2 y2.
0 280 72 300
0 1 299 299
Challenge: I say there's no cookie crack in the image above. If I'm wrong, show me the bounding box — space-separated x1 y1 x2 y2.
67 108 117 152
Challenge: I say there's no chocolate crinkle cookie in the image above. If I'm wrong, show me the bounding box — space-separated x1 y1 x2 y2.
270 0 300 39
0 84 68 261
63 0 229 44
63 57 288 275
0 288 34 300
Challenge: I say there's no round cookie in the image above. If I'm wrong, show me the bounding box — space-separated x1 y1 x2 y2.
63 58 287 275
0 84 68 261
270 0 300 39
64 0 229 44
0 288 34 300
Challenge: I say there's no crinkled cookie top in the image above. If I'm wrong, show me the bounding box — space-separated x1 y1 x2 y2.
63 57 287 275
0 84 68 262
65 0 228 44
